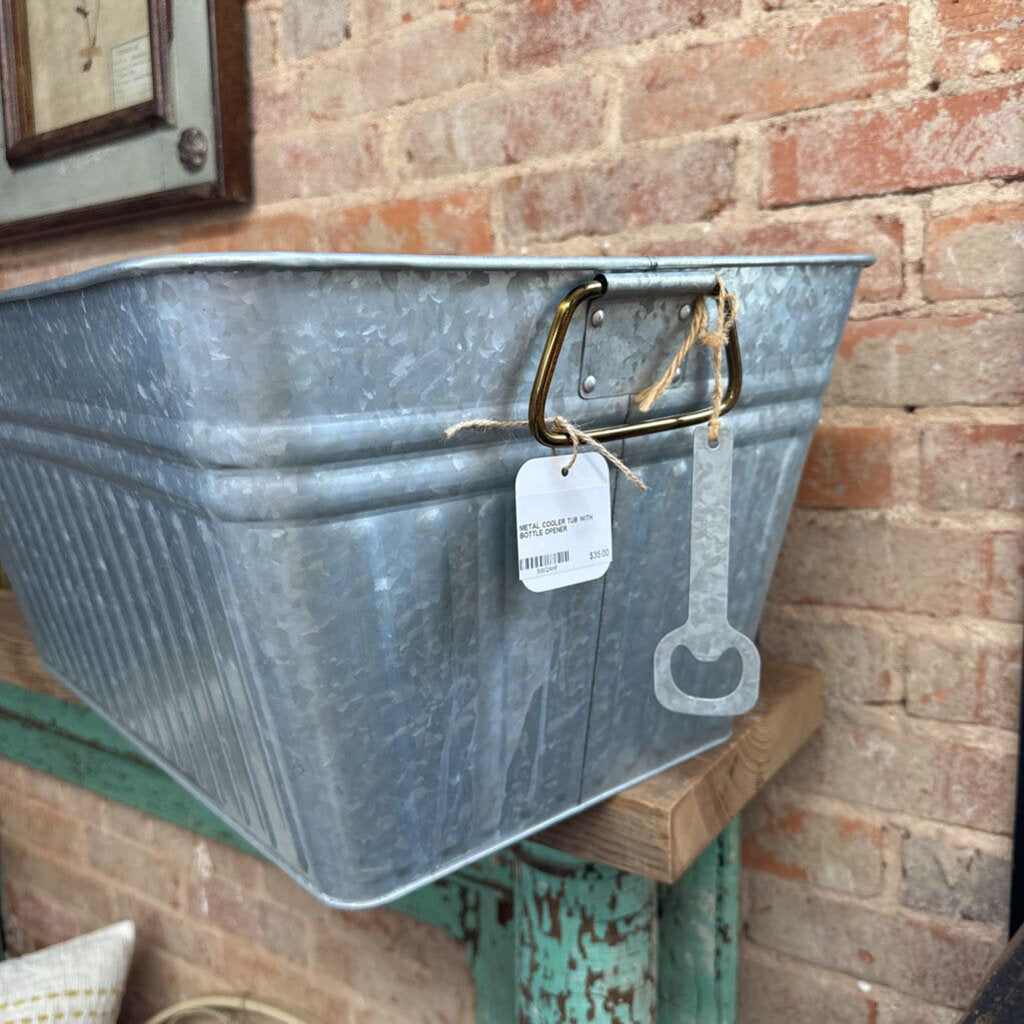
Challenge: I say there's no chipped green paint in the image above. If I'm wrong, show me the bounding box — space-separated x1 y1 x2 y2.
0 677 741 1023
715 819 740 1024
397 856 517 1023
515 842 657 1023
658 819 741 1024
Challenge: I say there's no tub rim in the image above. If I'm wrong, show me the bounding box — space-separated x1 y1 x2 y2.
0 250 875 305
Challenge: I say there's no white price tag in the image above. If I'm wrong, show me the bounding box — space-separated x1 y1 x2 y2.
515 452 613 593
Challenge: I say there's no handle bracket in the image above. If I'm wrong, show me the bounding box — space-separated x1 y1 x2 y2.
528 276 743 448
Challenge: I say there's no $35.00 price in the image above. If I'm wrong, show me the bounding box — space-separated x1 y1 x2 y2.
588 548 610 561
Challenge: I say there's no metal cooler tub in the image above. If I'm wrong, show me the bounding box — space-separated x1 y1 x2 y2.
0 253 869 907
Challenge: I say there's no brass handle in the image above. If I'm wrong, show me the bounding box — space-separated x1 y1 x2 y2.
528 278 743 448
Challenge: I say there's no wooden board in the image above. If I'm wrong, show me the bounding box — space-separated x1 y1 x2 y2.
538 661 824 882
0 589 75 701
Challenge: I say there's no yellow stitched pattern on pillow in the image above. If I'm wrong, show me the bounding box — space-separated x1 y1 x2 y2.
0 992 119 1011
1 989 121 1024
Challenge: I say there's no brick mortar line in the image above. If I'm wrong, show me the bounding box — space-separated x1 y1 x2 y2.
732 123 764 211
5 138 1021 272
600 8 903 77
266 118 744 189
236 169 1023 260
741 854 1007 936
269 3 501 74
307 177 1023 263
254 56 619 120
603 68 624 150
250 64 1024 188
249 1 283 70
260 58 1024 179
740 939 988 1016
515 175 1024 243
269 0 880 81
789 504 1024 530
488 187 508 254
759 782 1016 852
339 0 370 45
773 597 1022 630
902 198 928 306
742 887 1006 941
220 186 924 226
905 0 942 90
849 296 1024 319
745 791 903 916
928 178 1024 213
2 802 192 887
0 827 188 912
763 600 1024 638
744 824 971 920
378 116 409 190
443 1 915 93
817 695 1020 749
492 51 1024 109
818 405 1024 425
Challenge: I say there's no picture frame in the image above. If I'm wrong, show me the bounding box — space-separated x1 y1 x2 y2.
0 0 172 166
0 0 249 242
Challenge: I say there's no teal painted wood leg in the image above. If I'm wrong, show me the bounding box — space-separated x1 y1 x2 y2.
515 843 658 1024
397 858 517 1024
657 818 741 1024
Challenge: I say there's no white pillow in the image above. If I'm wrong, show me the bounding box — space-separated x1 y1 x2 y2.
0 920 135 1022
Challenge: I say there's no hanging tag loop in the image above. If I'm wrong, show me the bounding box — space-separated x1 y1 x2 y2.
634 274 740 445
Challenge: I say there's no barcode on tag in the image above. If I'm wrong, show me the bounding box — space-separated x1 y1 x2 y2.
515 452 613 593
518 550 570 572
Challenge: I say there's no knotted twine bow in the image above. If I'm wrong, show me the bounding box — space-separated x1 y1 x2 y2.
444 415 648 491
634 274 739 443
444 275 738 487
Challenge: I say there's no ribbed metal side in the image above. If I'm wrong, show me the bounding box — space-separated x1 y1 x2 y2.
0 453 305 868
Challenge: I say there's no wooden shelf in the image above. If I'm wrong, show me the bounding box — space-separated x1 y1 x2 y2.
538 660 823 882
0 590 72 701
0 591 822 885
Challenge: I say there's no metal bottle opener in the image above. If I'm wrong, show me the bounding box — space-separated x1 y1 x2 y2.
654 423 761 716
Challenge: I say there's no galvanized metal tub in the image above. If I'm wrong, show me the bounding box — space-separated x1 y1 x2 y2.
0 253 869 907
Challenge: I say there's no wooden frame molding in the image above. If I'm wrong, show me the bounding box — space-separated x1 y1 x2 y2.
0 0 172 166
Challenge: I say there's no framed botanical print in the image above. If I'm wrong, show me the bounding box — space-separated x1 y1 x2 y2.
0 0 171 165
0 0 249 241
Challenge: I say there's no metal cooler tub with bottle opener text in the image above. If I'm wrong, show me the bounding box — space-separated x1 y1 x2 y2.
0 253 870 907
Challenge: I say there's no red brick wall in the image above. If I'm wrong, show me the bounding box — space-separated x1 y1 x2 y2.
0 1 1022 1021
0 759 474 1021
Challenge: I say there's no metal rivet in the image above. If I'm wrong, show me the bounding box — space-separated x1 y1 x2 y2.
582 374 597 394
590 309 605 327
673 366 682 381
678 303 692 321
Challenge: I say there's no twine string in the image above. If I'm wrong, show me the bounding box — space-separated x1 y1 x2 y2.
444 415 647 491
634 301 707 413
634 275 739 443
